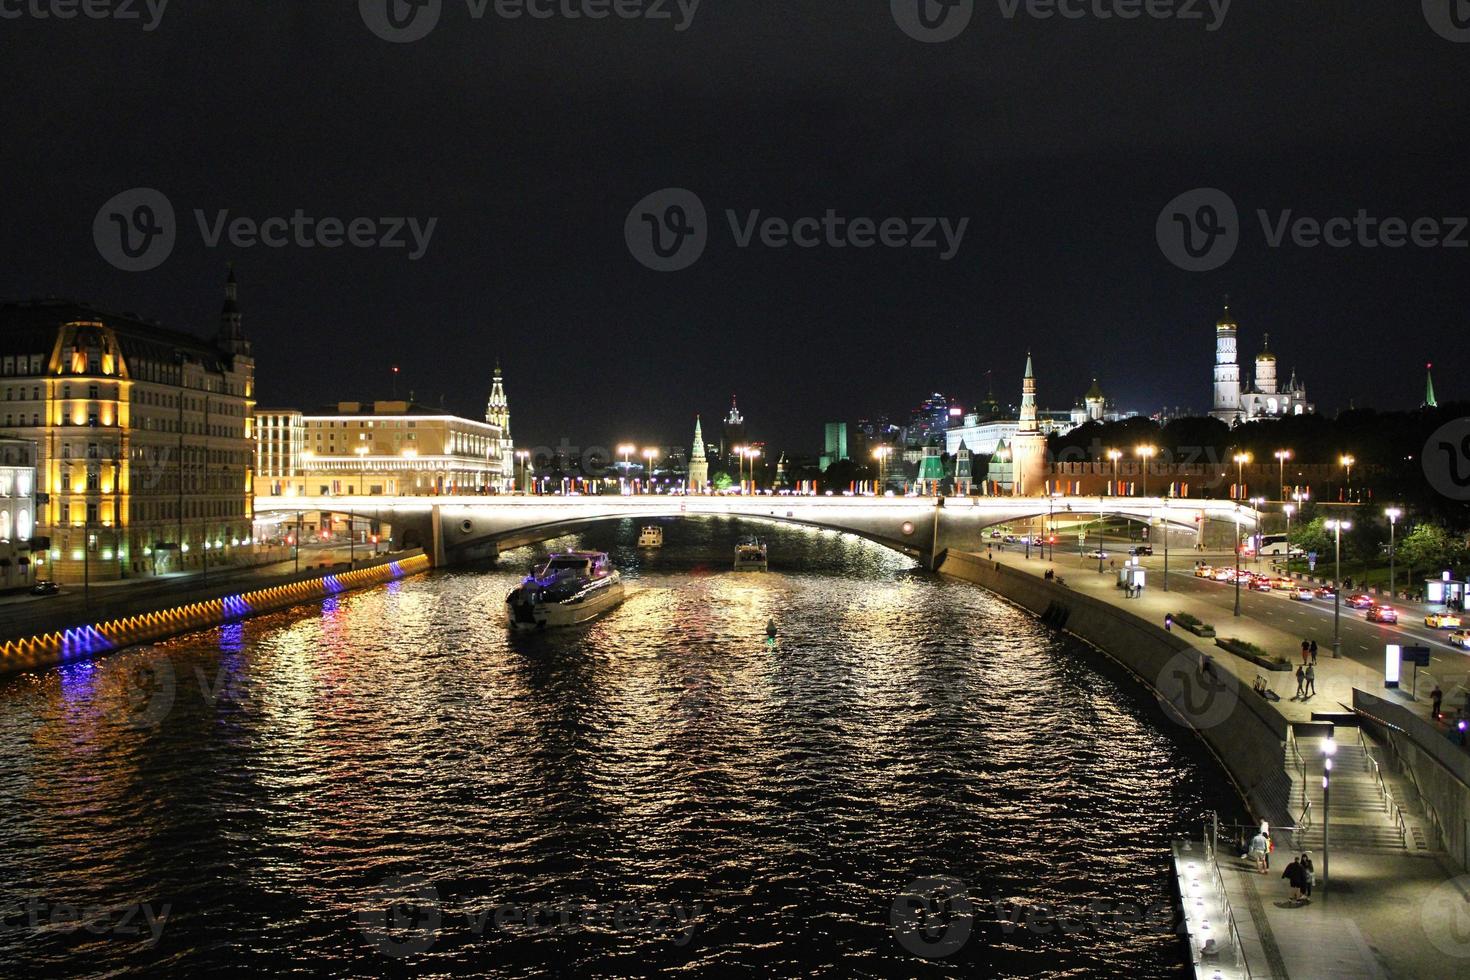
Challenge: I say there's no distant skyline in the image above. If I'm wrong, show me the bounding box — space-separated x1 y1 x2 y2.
1 6 1462 451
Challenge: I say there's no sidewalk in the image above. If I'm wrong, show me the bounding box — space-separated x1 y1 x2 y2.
982 545 1445 731
971 545 1470 979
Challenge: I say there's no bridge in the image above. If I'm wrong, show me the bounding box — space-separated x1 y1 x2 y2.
253 495 1263 569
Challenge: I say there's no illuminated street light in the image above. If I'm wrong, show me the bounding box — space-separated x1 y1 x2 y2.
1232 451 1252 500
1250 497 1266 571
1322 733 1337 898
1340 454 1355 502
1273 449 1292 502
1283 502 1296 579
1106 449 1122 496
1385 507 1402 599
1325 518 1353 655
515 449 531 494
642 448 659 494
1134 445 1156 498
872 446 893 493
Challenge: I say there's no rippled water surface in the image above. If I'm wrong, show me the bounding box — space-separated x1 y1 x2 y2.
0 519 1240 977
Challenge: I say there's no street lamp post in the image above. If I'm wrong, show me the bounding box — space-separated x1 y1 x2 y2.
1322 733 1336 899
1385 507 1402 600
618 444 635 492
1233 504 1242 617
1250 497 1266 571
1326 518 1352 656
1106 449 1122 496
516 449 530 494
1340 454 1355 503
642 448 659 494
1162 490 1172 592
1135 445 1156 499
1283 503 1295 580
873 446 892 493
1274 449 1292 503
1232 451 1252 501
744 447 761 494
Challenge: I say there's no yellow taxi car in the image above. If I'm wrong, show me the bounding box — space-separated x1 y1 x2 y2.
1426 613 1464 629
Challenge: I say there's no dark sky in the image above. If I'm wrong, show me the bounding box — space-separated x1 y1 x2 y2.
1 3 1464 453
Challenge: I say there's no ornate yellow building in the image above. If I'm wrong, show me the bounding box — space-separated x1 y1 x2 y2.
0 274 256 581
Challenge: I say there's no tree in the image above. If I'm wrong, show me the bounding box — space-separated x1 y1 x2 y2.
710 470 734 491
1398 522 1461 577
1289 516 1332 561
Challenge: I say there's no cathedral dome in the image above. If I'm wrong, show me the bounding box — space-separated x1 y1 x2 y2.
1216 304 1237 330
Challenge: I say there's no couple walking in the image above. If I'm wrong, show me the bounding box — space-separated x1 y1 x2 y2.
1300 639 1318 665
1282 852 1316 903
1294 662 1316 699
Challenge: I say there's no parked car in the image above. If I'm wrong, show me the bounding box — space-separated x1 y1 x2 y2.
988 530 1004 539
1346 593 1374 609
1447 630 1470 649
1292 589 1315 601
1366 605 1399 624
30 580 59 596
1426 613 1464 629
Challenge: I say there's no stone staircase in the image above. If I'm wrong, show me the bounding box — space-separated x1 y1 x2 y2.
1287 732 1430 853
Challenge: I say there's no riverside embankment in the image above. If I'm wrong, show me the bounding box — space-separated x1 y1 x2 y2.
0 550 431 676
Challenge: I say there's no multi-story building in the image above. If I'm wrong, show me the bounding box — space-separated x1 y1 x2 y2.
0 438 38 588
0 275 256 581
255 397 511 499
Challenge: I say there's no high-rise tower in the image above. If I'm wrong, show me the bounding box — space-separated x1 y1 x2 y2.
485 361 513 490
1211 303 1242 422
1425 362 1438 408
722 396 745 462
1254 334 1278 395
687 415 709 492
1009 353 1049 496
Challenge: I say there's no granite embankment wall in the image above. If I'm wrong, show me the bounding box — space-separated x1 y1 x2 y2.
940 551 1293 827
0 552 432 676
1356 690 1470 873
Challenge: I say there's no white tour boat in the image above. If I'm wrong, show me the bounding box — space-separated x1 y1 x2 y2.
637 525 664 548
505 551 625 630
733 539 768 572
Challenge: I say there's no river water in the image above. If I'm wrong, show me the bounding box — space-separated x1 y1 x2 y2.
0 518 1239 977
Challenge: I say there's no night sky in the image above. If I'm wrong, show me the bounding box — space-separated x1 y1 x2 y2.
1 3 1464 453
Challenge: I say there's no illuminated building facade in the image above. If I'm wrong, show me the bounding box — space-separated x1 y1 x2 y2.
0 439 37 588
1211 305 1312 423
255 400 510 498
0 276 256 580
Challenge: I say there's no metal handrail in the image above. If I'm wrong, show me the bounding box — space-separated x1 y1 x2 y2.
1287 725 1307 793
1200 813 1254 979
1357 728 1409 849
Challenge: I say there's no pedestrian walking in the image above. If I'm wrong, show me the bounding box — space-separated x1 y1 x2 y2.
1309 640 1318 664
1305 663 1316 697
1301 640 1310 665
1164 613 1173 631
1282 856 1306 903
1299 852 1315 898
1247 829 1269 874
1294 664 1306 699
1432 685 1444 719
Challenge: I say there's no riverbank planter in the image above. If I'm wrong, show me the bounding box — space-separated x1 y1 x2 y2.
1172 611 1216 638
1215 636 1291 671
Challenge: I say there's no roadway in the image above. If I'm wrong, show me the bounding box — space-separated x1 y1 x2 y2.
1010 536 1469 692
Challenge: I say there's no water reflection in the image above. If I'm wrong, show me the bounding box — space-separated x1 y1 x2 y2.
0 518 1239 977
